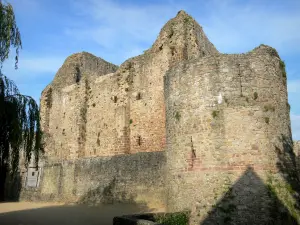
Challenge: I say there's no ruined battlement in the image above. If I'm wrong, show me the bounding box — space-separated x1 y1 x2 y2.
20 11 299 224
40 11 221 161
50 51 118 89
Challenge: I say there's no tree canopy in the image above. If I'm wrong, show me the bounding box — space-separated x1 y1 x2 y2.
0 1 42 200
0 1 22 69
0 74 42 171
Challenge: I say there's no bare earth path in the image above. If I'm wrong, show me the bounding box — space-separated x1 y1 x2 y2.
0 202 159 225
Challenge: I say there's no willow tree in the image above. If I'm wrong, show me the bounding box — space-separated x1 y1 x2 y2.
0 1 42 201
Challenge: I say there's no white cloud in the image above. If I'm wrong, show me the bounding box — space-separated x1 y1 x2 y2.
65 0 182 63
19 57 64 74
197 0 300 54
3 55 65 75
1 54 65 103
291 113 300 141
64 0 300 63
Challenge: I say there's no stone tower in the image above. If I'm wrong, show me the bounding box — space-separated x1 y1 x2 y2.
164 33 295 224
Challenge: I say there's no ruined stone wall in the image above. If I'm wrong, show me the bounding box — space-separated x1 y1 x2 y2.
34 11 219 208
40 11 218 160
164 45 294 224
31 10 300 223
20 151 166 209
40 53 118 160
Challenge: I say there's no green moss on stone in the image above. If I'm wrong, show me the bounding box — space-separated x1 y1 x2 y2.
253 92 258 100
264 117 270 124
175 111 181 121
280 60 287 78
212 110 219 118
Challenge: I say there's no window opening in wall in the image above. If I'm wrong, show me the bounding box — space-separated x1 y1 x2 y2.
32 172 35 176
136 92 141 100
137 135 141 146
75 66 81 83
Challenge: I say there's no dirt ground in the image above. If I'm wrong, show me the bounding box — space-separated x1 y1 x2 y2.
0 202 161 225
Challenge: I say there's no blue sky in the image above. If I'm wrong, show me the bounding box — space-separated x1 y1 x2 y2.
2 0 300 140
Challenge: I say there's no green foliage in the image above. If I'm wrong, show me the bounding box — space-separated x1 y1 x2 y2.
214 177 236 224
287 102 291 111
184 17 192 24
253 92 258 100
280 60 287 78
212 110 219 118
155 212 189 225
264 117 270 124
264 104 275 112
0 2 22 68
266 174 300 223
0 73 42 171
0 2 42 201
175 111 181 121
129 119 133 124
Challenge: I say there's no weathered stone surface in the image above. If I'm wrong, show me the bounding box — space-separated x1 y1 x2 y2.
164 43 297 223
19 10 299 224
51 51 118 89
295 141 300 156
21 151 166 209
40 52 118 160
40 11 218 162
295 141 300 175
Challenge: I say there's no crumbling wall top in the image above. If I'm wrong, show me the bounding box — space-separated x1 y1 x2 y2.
50 52 118 90
146 10 219 59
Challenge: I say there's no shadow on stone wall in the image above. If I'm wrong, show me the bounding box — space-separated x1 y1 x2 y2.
0 202 151 225
77 177 144 206
200 167 299 225
275 134 300 209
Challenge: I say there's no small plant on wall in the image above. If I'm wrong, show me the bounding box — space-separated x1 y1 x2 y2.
175 111 181 121
253 92 258 100
279 60 287 78
265 117 270 124
212 110 219 118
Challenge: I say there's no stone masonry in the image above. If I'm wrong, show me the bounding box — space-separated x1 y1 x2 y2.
40 10 218 161
164 44 295 223
20 11 299 225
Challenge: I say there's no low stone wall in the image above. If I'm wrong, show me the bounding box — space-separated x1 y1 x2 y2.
113 212 189 225
20 151 166 209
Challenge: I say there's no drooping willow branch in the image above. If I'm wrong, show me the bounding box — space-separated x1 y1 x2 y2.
0 73 42 174
0 1 22 69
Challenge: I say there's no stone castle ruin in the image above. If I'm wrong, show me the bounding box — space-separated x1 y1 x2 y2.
18 11 300 224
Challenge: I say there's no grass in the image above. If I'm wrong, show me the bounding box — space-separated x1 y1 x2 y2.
155 212 189 225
